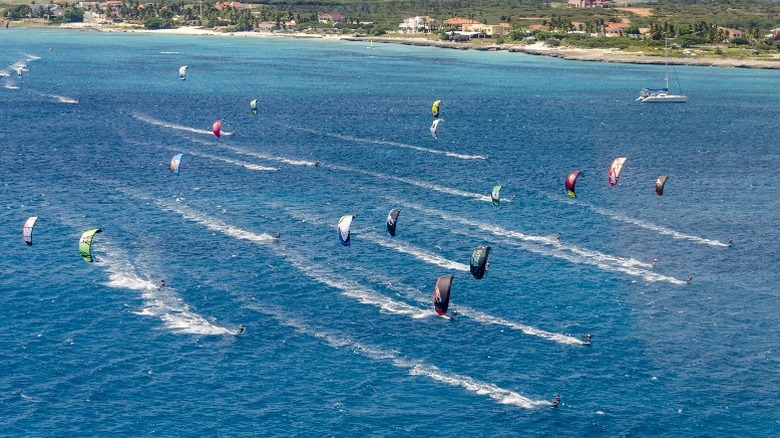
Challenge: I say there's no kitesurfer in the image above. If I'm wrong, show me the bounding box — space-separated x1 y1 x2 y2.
274 232 281 239
556 233 561 241
552 395 560 407
583 333 592 344
159 279 166 289
449 309 458 321
236 324 245 335
652 259 657 268
728 237 734 246
686 274 693 284
314 161 321 167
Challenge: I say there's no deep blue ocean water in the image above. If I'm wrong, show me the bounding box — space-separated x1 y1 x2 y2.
1 28 779 435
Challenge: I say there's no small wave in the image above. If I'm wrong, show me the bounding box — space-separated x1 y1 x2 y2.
133 112 215 136
4 83 20 90
22 53 41 61
159 51 181 54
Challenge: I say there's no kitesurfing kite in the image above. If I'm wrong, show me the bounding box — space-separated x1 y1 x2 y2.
469 246 491 280
212 120 222 138
23 216 39 246
338 215 356 246
79 228 102 262
655 175 668 196
432 100 441 118
491 185 503 207
179 65 188 80
250 99 258 116
170 153 184 178
608 157 627 186
566 171 581 198
434 274 454 317
386 209 401 237
430 119 443 139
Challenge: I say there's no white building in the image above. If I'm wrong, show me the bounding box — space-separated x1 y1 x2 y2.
398 16 435 33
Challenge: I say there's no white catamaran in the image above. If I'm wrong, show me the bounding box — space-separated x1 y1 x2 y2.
637 38 687 103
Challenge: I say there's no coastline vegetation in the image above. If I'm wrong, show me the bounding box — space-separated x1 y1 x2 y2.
3 0 780 59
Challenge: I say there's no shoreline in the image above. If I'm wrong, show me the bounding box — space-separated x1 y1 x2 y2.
29 23 780 70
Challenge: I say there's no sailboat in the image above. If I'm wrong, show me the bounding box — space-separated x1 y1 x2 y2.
366 39 375 50
637 37 687 103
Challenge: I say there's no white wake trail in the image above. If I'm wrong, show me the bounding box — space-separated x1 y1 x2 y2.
184 150 279 171
183 135 317 166
100 243 234 335
158 201 277 244
29 90 79 104
293 126 487 161
328 164 493 203
362 232 470 272
585 202 729 247
369 272 585 346
133 112 215 136
246 305 551 409
150 199 432 318
407 202 686 285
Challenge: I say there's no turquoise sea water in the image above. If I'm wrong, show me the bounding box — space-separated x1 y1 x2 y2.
1 28 779 435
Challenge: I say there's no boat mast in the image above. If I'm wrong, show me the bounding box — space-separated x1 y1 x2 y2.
664 37 670 90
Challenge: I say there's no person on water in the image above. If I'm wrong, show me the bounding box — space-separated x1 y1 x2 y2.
236 324 245 335
652 259 657 268
159 279 166 289
686 274 693 284
556 233 561 241
274 232 281 239
728 237 734 246
449 310 458 321
314 160 321 167
552 395 560 407
583 333 592 344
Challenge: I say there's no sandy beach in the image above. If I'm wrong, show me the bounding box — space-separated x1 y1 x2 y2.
53 23 780 69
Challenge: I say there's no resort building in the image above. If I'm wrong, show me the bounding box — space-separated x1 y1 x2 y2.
720 27 743 40
461 23 505 37
443 17 480 31
318 13 344 24
567 0 611 8
604 22 630 37
398 16 436 33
